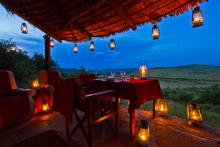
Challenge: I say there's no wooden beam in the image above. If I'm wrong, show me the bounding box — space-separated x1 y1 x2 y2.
111 0 137 31
44 35 50 70
47 0 109 40
47 0 91 40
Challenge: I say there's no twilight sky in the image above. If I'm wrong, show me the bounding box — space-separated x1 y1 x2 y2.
0 1 219 70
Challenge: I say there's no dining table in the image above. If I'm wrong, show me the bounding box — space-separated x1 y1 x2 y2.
87 78 163 139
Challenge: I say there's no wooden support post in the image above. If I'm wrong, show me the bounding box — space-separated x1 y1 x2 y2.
44 35 51 70
153 99 156 118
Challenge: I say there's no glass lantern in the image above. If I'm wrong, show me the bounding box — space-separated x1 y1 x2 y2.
90 41 95 51
109 39 116 50
138 120 150 146
42 99 50 113
21 22 28 34
152 25 160 40
73 44 78 53
139 64 147 79
50 39 55 48
32 79 39 88
186 104 203 124
192 6 203 28
155 98 168 115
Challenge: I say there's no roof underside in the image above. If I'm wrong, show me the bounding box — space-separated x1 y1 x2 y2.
0 0 207 42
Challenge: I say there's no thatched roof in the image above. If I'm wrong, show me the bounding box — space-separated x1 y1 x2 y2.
0 0 207 42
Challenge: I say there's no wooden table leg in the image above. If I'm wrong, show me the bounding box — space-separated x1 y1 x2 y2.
128 108 136 139
153 99 156 118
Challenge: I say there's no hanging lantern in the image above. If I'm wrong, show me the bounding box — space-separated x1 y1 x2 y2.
90 41 95 51
109 39 116 50
152 25 160 40
138 120 150 146
21 22 28 34
50 39 55 48
139 64 147 79
192 6 203 28
73 44 78 53
155 98 168 115
32 79 39 88
186 104 203 124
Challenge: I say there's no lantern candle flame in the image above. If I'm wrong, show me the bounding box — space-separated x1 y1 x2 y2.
32 80 39 88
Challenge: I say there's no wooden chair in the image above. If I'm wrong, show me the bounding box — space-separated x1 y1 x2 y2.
67 78 120 147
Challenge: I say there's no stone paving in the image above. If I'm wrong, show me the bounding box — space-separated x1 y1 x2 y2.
0 108 219 147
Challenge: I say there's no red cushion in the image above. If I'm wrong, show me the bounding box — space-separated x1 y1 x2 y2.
0 70 17 96
0 95 31 128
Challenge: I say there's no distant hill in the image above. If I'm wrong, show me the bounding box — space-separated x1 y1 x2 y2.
59 64 220 88
148 64 220 88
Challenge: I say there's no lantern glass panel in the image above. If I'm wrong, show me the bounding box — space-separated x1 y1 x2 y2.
138 120 149 145
109 39 116 49
187 104 203 123
192 7 203 27
42 102 50 112
32 79 39 88
21 23 28 34
139 64 147 79
73 44 78 53
155 99 168 114
152 25 160 40
90 41 95 51
50 39 55 48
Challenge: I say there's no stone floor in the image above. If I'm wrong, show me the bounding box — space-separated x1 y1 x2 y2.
0 107 220 147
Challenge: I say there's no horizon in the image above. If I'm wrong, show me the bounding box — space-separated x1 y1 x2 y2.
0 1 220 70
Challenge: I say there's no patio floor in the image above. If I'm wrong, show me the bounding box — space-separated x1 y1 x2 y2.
0 107 220 147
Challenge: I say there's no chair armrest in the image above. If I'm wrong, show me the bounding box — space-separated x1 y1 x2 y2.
13 88 35 97
84 89 116 99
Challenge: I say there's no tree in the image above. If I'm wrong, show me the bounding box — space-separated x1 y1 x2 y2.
0 39 59 88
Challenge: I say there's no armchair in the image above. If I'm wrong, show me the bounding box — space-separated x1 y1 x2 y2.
0 70 35 129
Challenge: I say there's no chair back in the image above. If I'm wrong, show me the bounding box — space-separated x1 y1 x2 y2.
38 70 62 110
0 70 17 96
79 74 96 83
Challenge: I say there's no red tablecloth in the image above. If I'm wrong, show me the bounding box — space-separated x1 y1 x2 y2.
88 79 163 109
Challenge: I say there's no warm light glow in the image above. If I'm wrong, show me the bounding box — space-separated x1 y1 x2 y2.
139 64 147 79
50 39 55 48
90 41 95 51
42 103 50 112
109 39 116 49
152 25 160 40
32 79 39 88
192 6 203 28
21 22 28 34
73 44 78 53
187 104 203 123
138 120 149 145
155 98 168 115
